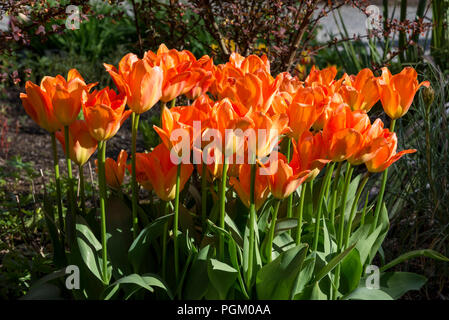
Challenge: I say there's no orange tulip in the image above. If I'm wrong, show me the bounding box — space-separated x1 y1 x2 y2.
264 151 310 199
339 68 379 112
287 87 326 140
44 69 96 126
247 111 290 159
82 87 131 141
129 153 153 192
133 144 193 201
153 105 194 156
292 132 329 180
347 118 385 166
278 72 303 96
144 44 196 102
229 163 270 210
55 120 98 166
377 67 430 119
228 52 271 74
101 150 128 189
205 98 253 158
322 104 369 162
305 65 337 87
104 53 163 114
20 80 61 133
365 130 416 172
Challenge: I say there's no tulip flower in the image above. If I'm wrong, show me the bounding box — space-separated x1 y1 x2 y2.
153 105 194 157
347 118 385 166
293 132 330 180
287 87 326 140
82 87 130 142
377 67 430 120
43 69 96 126
229 163 270 211
104 54 163 114
103 150 128 190
55 120 98 167
365 130 416 173
20 80 62 133
339 68 379 112
134 144 193 201
322 104 370 162
305 65 338 87
247 111 290 159
144 44 196 102
264 151 310 200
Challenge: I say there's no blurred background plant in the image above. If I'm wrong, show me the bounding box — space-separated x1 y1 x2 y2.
0 0 448 299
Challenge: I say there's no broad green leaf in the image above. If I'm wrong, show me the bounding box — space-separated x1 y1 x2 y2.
274 218 298 235
379 272 427 299
294 281 327 300
314 243 356 282
343 287 393 300
292 255 316 296
381 249 449 272
340 248 363 293
75 215 104 283
103 273 172 300
256 244 308 300
128 213 173 273
207 259 238 300
183 245 212 300
106 196 133 278
367 203 389 264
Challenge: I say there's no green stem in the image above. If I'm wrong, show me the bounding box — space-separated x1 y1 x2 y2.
170 98 176 108
98 140 109 284
78 164 86 215
131 112 140 239
201 163 208 232
219 159 229 261
330 162 343 232
372 119 396 231
246 161 257 289
173 163 181 281
64 125 75 247
360 191 370 226
333 163 354 300
286 139 293 227
295 182 307 245
337 163 354 249
267 199 281 263
162 201 169 280
312 162 335 252
344 174 369 248
50 133 64 237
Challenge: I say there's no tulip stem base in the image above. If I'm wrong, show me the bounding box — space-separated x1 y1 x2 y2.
131 112 141 239
64 125 76 246
267 199 281 263
174 163 181 282
219 160 229 261
51 133 64 240
98 140 109 284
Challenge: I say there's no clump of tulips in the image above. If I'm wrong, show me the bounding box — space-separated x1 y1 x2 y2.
21 44 448 300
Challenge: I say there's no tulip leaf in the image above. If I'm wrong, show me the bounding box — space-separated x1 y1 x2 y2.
103 273 172 300
128 213 174 273
183 245 212 300
339 248 363 293
106 196 133 278
367 203 390 265
380 249 449 272
343 287 393 300
207 259 238 300
378 272 427 299
256 244 308 300
274 218 298 235
314 243 356 282
75 215 104 283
